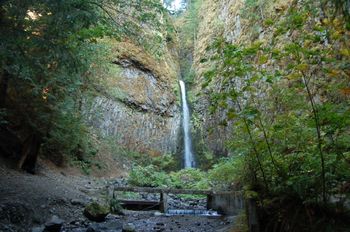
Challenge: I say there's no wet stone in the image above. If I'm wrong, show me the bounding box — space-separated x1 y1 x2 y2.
122 223 136 232
71 199 86 206
31 226 44 232
87 221 123 232
44 215 64 232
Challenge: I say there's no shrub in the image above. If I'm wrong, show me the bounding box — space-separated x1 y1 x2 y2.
208 156 245 190
109 197 123 215
42 110 97 164
128 166 210 190
151 154 177 171
128 165 171 187
169 168 209 190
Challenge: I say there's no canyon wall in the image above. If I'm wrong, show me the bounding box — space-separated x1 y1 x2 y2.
86 38 181 156
191 0 349 158
192 0 245 157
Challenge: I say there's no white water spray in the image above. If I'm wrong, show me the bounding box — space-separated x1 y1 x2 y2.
179 80 195 168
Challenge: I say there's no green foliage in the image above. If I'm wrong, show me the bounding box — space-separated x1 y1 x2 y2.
109 195 123 215
176 0 202 85
183 69 196 85
170 168 209 190
201 0 350 230
85 202 109 214
151 154 177 172
231 211 249 232
43 113 90 159
128 166 210 190
263 18 274 27
128 165 171 187
0 0 168 168
241 0 266 21
209 156 245 190
323 0 350 20
199 150 216 170
100 134 179 172
84 202 110 221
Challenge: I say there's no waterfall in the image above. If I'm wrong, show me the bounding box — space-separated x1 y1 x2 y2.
179 80 195 168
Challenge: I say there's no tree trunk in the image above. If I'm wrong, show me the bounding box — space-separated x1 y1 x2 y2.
17 132 42 174
0 71 10 107
301 72 326 203
0 125 21 158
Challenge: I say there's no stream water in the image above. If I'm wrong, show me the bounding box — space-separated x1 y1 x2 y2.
167 209 221 217
179 80 195 168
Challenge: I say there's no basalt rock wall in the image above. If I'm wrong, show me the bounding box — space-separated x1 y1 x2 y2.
86 40 181 156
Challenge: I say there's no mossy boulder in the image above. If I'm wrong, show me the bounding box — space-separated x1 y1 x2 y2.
84 202 110 222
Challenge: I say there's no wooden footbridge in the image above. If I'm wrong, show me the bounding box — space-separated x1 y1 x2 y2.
110 186 244 215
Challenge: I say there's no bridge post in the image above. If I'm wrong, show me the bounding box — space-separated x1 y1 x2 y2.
247 198 259 232
206 194 213 210
160 192 168 213
207 192 244 215
107 185 114 199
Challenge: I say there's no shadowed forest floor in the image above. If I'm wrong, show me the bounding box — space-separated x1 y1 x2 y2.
0 158 235 232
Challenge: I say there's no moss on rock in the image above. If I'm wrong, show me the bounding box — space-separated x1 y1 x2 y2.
84 202 110 222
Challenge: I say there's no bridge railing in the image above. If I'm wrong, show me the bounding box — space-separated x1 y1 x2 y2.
110 185 244 215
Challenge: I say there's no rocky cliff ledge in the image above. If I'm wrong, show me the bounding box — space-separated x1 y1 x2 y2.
86 41 181 156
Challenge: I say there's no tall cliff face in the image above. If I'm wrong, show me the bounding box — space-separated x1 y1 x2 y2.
192 0 350 158
86 38 181 156
192 0 244 157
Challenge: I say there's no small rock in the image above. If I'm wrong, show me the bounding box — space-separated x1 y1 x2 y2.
86 227 95 232
79 188 89 194
122 223 136 232
88 221 123 231
71 199 86 206
226 216 236 224
154 212 163 216
44 215 64 232
31 226 44 232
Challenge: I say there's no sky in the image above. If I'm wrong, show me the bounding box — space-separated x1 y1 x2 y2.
165 0 184 11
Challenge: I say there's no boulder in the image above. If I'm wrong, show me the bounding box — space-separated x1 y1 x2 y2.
87 221 123 232
84 202 109 222
70 199 86 206
44 215 64 232
122 223 136 232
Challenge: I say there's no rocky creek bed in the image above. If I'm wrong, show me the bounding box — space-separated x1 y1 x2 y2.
0 159 236 232
60 211 235 232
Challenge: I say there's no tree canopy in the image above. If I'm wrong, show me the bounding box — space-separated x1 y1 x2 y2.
0 0 165 171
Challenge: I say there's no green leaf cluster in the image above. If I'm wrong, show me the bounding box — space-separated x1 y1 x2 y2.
0 0 167 167
128 166 210 190
200 0 350 229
